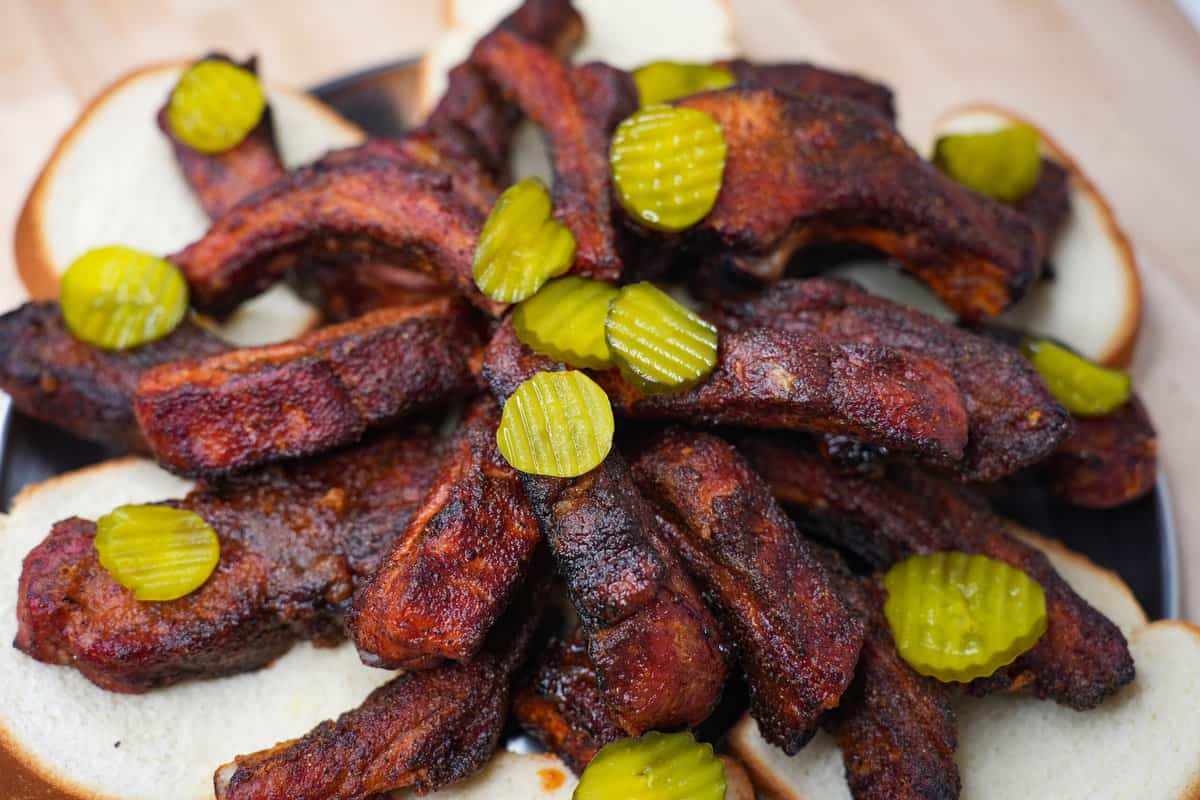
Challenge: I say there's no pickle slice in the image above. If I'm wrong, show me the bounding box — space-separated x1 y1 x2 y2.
883 551 1048 683
632 61 735 107
605 282 719 393
497 370 614 478
932 124 1041 202
474 177 576 303
610 105 727 232
167 59 267 153
60 245 190 351
574 731 726 800
512 276 619 369
1022 338 1132 417
95 505 221 602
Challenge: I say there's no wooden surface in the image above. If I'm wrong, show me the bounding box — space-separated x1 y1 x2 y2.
2 0 1199 618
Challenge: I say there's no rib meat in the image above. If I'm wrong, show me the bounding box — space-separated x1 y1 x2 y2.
350 397 540 669
482 342 728 733
512 627 624 774
157 54 286 219
518 452 730 735
1017 158 1071 267
594 325 970 465
134 297 480 477
720 59 895 121
14 427 440 693
169 160 499 316
816 549 961 800
214 570 550 800
632 431 864 753
739 435 1135 710
473 30 637 281
711 277 1071 480
0 301 226 452
674 89 1040 320
1044 396 1157 509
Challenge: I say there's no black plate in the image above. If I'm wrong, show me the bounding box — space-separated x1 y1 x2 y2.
0 58 1179 620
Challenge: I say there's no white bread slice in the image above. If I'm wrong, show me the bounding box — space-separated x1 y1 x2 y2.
0 460 754 800
14 62 367 347
416 0 737 186
728 531 1200 800
831 105 1142 368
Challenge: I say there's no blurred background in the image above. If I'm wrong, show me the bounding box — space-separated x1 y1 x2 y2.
1 0 1198 618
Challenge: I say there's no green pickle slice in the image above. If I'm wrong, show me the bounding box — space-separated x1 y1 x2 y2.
1022 338 1132 416
497 370 614 478
95 505 221 602
932 124 1042 202
474 177 577 303
610 105 727 232
60 245 189 351
512 276 619 369
168 60 267 153
574 731 726 800
632 61 735 107
883 551 1048 683
606 282 719 393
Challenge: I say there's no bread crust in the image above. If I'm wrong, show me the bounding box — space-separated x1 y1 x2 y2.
13 61 362 302
935 103 1142 368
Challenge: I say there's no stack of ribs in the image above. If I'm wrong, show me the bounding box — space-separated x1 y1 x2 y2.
0 1 1153 799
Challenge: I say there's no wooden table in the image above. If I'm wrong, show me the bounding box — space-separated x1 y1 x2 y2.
3 0 1199 618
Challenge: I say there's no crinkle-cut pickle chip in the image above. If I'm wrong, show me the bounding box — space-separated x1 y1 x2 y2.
632 61 734 107
883 551 1048 684
60 245 189 351
95 505 221 602
497 370 614 478
574 731 726 800
932 123 1042 202
473 177 577 304
167 59 266 153
606 282 718 394
610 105 727 233
1022 338 1132 417
513 276 619 369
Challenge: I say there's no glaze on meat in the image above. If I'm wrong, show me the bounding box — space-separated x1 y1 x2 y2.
0 302 227 452
134 298 479 477
711 277 1071 480
350 397 541 669
675 89 1041 320
14 428 440 693
633 431 864 753
740 435 1135 710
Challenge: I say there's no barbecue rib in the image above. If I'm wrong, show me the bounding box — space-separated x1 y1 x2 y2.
513 627 625 774
711 277 1071 480
1045 396 1157 509
594 326 969 465
482 340 728 732
1017 158 1071 267
473 30 636 282
632 431 864 754
157 55 286 219
518 452 730 735
0 302 227 452
214 571 550 800
720 59 895 121
350 397 541 669
14 427 440 693
482 318 967 466
816 550 961 800
134 297 479 477
673 89 1040 320
169 159 498 316
740 435 1135 710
